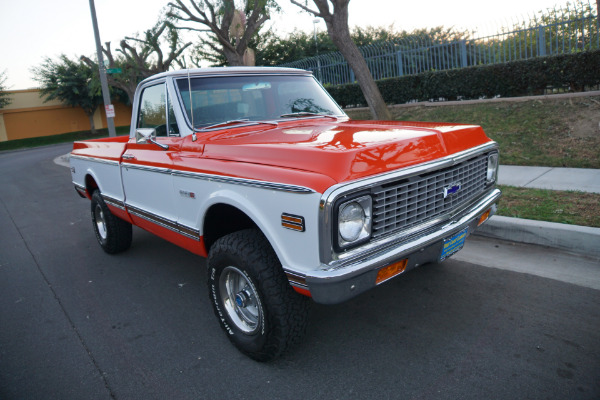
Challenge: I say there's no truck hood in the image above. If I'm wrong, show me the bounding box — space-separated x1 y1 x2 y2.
199 119 493 183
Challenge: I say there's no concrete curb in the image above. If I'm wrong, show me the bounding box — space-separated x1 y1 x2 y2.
475 216 600 259
54 153 70 168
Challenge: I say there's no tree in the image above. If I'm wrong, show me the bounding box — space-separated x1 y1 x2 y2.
168 0 278 66
31 55 104 134
290 0 391 120
0 70 11 109
81 19 192 103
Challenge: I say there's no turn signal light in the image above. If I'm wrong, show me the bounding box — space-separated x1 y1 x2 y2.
376 259 408 285
478 209 491 226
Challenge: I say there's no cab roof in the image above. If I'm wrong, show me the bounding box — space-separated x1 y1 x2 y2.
140 67 312 86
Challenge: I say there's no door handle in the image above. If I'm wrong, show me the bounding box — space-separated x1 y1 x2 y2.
122 154 136 160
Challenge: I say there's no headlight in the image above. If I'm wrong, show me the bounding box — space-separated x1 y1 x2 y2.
338 195 372 248
486 153 499 183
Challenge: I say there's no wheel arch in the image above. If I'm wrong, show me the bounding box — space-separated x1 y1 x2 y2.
84 172 100 199
202 203 260 255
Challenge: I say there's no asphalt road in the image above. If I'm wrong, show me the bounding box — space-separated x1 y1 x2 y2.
1 144 599 400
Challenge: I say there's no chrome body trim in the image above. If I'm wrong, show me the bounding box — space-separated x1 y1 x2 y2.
318 142 499 265
70 154 120 166
285 271 308 289
170 170 315 194
121 163 172 175
307 188 501 304
102 194 126 210
120 162 314 193
126 204 201 241
73 182 87 198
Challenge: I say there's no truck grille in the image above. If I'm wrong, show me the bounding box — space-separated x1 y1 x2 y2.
371 155 488 238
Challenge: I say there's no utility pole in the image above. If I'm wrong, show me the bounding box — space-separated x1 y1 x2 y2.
88 0 116 137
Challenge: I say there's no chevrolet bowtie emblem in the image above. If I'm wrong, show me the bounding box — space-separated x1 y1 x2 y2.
443 182 462 198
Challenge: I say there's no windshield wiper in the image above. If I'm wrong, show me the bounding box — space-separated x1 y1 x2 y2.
279 112 338 119
198 119 278 131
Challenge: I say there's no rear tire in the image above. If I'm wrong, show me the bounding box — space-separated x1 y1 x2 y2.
208 229 309 361
91 190 132 254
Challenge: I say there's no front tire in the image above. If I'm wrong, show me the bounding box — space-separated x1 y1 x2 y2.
91 190 132 254
208 229 309 361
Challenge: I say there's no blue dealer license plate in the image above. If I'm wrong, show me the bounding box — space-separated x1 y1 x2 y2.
440 228 468 261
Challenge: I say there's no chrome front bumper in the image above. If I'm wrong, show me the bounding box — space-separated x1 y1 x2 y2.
305 188 502 304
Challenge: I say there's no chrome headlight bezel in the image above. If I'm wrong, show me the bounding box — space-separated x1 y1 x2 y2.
486 153 499 184
335 194 372 250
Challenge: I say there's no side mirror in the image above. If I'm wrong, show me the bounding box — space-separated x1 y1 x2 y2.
135 128 169 150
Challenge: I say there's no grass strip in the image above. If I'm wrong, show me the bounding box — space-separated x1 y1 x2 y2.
0 126 130 152
497 185 600 228
346 95 600 169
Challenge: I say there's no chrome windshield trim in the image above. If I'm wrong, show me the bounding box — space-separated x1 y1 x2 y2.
171 170 315 194
173 72 347 133
318 142 500 265
70 154 119 166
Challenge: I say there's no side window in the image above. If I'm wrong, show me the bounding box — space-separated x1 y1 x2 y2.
138 83 167 137
167 93 179 136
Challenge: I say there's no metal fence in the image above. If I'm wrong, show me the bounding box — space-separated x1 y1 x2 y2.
280 7 600 86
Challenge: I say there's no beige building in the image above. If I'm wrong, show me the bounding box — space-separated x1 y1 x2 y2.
0 89 131 142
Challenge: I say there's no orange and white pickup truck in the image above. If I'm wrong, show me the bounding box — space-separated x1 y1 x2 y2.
70 67 501 361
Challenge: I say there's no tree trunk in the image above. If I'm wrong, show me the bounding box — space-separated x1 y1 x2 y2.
223 47 245 66
333 34 390 120
87 112 98 135
327 14 391 120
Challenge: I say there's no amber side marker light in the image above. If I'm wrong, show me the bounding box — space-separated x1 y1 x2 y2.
478 209 491 226
281 213 305 232
376 259 408 285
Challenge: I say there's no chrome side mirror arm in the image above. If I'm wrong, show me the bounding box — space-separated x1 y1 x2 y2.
136 128 169 150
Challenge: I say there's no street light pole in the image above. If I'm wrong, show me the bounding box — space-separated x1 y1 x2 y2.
313 19 321 81
313 18 320 56
88 0 116 137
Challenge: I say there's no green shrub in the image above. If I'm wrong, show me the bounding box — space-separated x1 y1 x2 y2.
326 50 600 106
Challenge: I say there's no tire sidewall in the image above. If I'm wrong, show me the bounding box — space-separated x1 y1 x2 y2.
208 251 269 355
91 191 109 248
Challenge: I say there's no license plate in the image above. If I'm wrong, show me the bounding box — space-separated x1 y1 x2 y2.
440 228 468 261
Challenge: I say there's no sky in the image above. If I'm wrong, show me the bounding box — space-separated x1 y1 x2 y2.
0 0 565 90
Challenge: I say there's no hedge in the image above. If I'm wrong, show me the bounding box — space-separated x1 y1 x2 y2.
326 50 600 107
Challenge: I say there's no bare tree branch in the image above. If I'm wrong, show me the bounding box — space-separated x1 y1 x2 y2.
169 0 277 66
81 19 192 103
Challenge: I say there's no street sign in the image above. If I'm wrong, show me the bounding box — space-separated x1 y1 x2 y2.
105 104 115 118
106 68 122 74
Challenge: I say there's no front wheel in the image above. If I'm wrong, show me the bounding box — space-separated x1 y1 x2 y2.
208 229 309 361
91 190 132 254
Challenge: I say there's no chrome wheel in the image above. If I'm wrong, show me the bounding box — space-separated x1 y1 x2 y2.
94 204 107 240
219 266 261 334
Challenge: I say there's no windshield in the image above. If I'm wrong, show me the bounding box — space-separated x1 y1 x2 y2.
176 75 345 129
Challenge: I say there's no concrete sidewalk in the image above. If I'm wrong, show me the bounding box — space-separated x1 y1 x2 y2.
480 165 600 259
498 165 600 194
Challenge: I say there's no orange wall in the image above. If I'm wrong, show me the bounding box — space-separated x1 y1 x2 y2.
0 89 132 141
99 102 132 128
